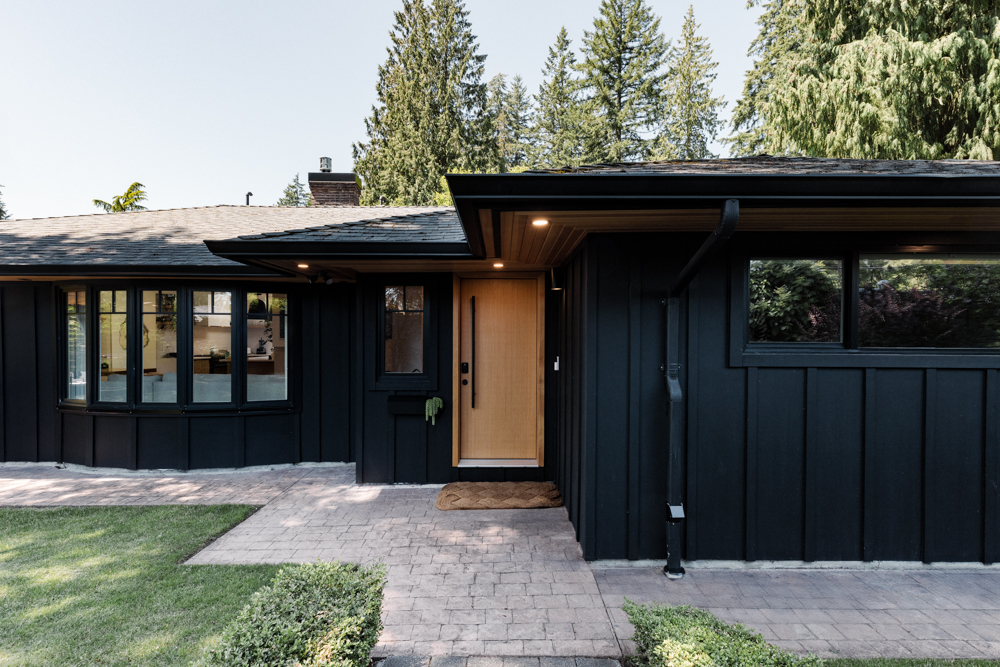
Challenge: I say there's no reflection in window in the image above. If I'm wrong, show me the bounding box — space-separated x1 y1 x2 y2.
749 259 843 342
98 290 128 402
246 293 288 401
860 256 1000 348
142 290 178 403
66 290 87 401
385 286 424 373
192 291 232 402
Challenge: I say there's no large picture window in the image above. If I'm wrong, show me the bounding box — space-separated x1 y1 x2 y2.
736 250 1000 367
142 290 178 403
66 290 87 401
859 256 1000 348
384 285 424 374
192 291 232 403
98 290 128 402
246 292 288 401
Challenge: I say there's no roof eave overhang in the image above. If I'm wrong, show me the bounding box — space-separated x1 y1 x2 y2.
205 240 474 261
446 172 1000 258
0 264 281 277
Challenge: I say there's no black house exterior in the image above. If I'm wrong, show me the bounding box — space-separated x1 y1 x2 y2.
4 157 1000 568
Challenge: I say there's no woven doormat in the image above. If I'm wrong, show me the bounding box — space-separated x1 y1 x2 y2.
435 481 563 511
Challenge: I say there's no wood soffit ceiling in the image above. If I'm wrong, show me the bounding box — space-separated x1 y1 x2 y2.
263 206 1000 282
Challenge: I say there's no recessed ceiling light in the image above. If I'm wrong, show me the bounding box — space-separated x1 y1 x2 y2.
297 263 309 268
532 219 549 226
493 263 504 268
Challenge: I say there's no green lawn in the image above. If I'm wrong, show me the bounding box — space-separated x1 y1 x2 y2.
0 505 281 667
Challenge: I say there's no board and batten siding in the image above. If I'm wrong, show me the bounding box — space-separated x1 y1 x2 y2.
0 282 355 469
557 232 1000 563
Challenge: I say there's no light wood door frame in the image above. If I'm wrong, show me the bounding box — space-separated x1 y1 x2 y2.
452 272 545 466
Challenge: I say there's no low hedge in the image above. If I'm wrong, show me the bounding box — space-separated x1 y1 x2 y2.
202 560 386 667
624 599 822 667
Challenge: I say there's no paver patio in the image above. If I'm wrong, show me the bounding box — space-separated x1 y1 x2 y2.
5 462 1000 659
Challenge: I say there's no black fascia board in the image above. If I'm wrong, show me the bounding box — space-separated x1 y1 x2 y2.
205 240 473 259
0 264 281 277
445 172 1000 205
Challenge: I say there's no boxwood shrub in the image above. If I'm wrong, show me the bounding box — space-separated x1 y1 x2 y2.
624 599 822 667
203 561 386 667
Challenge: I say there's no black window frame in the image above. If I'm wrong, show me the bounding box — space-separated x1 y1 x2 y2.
367 275 438 391
731 240 1000 369
55 282 296 412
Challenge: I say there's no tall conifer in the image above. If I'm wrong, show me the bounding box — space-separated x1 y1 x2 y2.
657 6 726 160
531 27 585 168
276 173 310 206
727 0 802 156
0 185 8 221
503 75 534 169
577 0 669 162
733 0 1000 159
353 0 492 205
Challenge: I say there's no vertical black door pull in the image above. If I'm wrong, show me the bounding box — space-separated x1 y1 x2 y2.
470 295 476 408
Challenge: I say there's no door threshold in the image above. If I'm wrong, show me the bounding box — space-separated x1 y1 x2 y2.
457 459 539 468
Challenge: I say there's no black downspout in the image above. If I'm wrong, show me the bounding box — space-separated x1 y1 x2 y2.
664 199 740 578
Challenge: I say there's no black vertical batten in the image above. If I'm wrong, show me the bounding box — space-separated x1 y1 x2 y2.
627 247 642 560
986 369 999 564
745 366 758 562
664 199 739 576
924 368 937 562
804 367 818 562
863 368 877 561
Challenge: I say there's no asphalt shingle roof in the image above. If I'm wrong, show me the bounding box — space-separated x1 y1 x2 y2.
0 205 463 267
531 156 1000 175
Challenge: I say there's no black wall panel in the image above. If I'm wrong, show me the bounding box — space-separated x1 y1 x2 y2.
61 413 93 466
136 416 185 469
245 414 297 466
808 369 864 560
926 370 984 562
868 369 925 561
753 369 806 561
94 416 132 469
35 287 58 462
4 285 39 461
188 417 237 469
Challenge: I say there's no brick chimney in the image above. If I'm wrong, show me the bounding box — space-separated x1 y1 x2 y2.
308 158 361 206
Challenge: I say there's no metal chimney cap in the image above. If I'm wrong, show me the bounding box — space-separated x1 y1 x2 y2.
319 157 332 173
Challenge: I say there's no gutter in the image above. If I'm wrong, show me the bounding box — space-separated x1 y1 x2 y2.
663 199 740 578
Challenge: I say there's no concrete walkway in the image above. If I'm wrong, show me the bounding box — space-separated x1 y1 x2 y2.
6 463 1000 659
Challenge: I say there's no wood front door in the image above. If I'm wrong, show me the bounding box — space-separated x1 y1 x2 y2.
454 275 544 465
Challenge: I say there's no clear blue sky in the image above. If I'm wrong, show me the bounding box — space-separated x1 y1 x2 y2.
1 0 763 220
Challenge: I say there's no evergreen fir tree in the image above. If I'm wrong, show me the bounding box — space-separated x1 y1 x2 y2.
0 185 8 221
353 0 493 205
736 0 1000 159
503 75 534 169
656 6 726 160
531 27 585 168
726 0 802 156
486 73 510 172
276 173 310 207
577 0 669 162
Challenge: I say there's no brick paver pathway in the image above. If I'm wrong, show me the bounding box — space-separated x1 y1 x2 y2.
7 463 1000 659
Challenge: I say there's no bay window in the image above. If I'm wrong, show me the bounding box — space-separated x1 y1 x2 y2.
61 285 292 409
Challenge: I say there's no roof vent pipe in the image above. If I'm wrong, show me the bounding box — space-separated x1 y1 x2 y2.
319 157 332 173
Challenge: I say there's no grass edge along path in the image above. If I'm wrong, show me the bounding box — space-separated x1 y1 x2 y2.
0 505 281 667
623 600 1000 667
